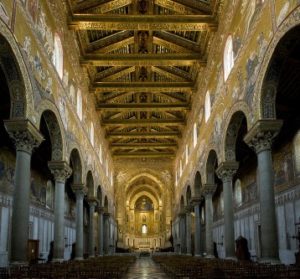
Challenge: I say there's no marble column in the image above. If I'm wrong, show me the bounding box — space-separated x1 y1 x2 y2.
185 206 192 255
192 198 202 257
4 120 43 264
179 212 186 254
48 161 72 262
244 120 282 263
203 184 217 258
88 198 97 257
216 161 239 259
72 184 87 260
97 207 104 256
103 213 110 254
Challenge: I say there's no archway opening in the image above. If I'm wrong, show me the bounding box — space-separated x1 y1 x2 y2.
0 65 15 195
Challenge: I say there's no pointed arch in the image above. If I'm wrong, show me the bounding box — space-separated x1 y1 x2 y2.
194 171 202 197
86 171 94 197
205 149 218 185
69 148 83 184
0 21 35 119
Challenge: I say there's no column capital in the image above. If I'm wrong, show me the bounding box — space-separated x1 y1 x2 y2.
97 206 105 214
88 197 98 207
216 161 239 182
48 161 72 183
244 120 283 154
178 211 186 217
202 184 217 196
103 212 111 218
185 205 193 213
72 183 87 198
4 119 44 154
191 196 203 206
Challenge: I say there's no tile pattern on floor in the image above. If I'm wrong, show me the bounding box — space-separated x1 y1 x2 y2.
124 256 170 279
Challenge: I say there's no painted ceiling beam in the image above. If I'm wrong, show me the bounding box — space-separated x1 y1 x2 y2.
151 66 189 82
102 118 186 126
173 0 211 13
152 36 195 54
81 53 205 67
94 66 131 80
75 0 132 14
92 81 193 92
86 30 133 52
100 67 136 82
112 151 175 158
91 37 134 54
154 0 203 15
69 14 218 31
72 0 109 12
111 143 177 150
106 131 181 139
154 31 201 52
96 102 190 111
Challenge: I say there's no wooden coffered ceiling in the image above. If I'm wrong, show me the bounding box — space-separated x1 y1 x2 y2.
67 0 219 158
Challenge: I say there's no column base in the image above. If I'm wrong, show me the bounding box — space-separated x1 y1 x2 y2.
74 257 83 261
205 254 215 259
89 255 95 258
259 257 281 264
194 254 202 257
186 253 192 256
52 258 64 263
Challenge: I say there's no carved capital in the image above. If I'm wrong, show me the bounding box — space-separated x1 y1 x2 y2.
202 183 217 196
48 161 72 183
216 161 239 183
185 205 193 213
191 196 203 206
72 183 87 199
244 120 283 154
178 211 186 218
4 119 43 154
88 197 98 208
103 212 111 218
97 206 105 214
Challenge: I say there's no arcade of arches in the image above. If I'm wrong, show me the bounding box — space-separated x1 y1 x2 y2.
0 0 300 270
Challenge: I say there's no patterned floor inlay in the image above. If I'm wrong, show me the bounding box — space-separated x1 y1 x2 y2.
124 256 170 279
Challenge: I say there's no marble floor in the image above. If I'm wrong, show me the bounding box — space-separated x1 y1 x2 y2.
124 256 170 279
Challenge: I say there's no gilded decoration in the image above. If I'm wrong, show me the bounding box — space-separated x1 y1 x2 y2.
68 0 219 158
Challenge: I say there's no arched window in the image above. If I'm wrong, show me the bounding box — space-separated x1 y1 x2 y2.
293 131 300 174
90 123 94 146
204 91 211 122
223 35 234 81
110 171 113 185
193 123 197 147
234 179 242 206
99 145 103 164
175 170 178 186
76 89 82 121
185 144 189 164
53 34 63 79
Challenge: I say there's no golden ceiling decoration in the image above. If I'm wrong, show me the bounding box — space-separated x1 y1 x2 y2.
67 0 219 158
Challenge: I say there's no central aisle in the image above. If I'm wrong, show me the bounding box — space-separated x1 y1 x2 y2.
124 256 170 279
